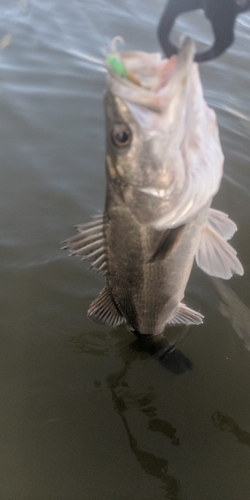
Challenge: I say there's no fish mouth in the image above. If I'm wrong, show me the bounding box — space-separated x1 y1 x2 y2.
106 36 195 113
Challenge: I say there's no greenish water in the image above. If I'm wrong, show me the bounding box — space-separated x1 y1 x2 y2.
0 1 250 499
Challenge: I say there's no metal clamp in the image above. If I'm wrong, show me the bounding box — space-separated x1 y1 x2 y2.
157 0 250 62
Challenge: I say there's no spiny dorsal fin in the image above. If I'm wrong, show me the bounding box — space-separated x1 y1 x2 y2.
208 208 237 241
88 286 125 328
196 225 244 279
167 303 204 326
62 214 107 275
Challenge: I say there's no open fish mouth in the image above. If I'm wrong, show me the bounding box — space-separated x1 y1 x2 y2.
106 36 195 113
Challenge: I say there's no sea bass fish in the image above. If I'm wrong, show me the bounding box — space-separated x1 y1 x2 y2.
63 37 243 336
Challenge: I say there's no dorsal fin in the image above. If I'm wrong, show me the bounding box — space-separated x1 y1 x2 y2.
62 214 107 275
88 286 125 327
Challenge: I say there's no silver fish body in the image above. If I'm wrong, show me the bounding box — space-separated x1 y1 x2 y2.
104 186 209 335
64 37 243 336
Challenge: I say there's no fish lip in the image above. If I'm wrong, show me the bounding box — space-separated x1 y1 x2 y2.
176 36 195 70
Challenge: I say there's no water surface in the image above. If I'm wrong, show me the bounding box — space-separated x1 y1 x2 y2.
0 1 250 499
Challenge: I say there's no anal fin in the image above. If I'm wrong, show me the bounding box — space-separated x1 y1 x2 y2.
167 302 204 325
167 303 204 326
88 286 125 328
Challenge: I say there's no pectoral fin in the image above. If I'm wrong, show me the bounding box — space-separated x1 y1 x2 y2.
62 214 107 275
149 225 185 262
167 303 204 325
88 286 125 328
196 225 244 279
207 208 237 241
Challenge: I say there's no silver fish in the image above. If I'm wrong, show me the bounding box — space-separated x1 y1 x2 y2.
63 37 243 336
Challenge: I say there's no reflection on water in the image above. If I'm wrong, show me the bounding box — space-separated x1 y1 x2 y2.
70 327 182 499
69 326 193 373
68 330 111 356
130 336 193 374
106 340 181 500
148 418 179 446
212 411 250 449
214 279 250 352
107 374 180 500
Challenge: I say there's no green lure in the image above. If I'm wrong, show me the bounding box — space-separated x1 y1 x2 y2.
107 54 127 78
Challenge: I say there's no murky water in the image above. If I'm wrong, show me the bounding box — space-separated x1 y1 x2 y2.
0 1 250 499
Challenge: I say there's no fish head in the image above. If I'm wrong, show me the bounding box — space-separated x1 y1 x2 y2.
105 37 224 228
105 89 180 198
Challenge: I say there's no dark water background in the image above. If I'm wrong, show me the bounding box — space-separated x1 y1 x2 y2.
0 1 250 499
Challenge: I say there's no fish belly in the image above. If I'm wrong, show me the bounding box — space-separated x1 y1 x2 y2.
106 202 207 335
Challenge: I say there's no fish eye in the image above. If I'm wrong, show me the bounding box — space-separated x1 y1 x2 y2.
111 123 132 148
